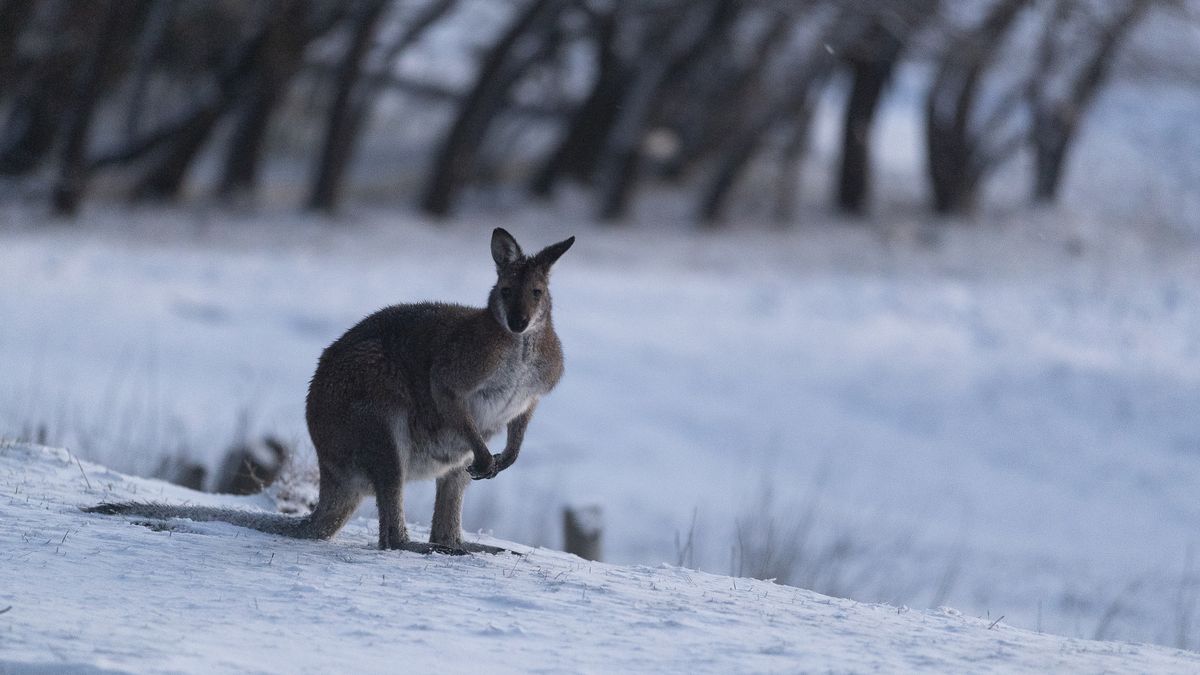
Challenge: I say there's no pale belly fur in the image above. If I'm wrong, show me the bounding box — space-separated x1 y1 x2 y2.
388 379 539 483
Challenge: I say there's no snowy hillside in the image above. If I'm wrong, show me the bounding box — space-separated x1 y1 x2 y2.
2 441 1198 673
2 205 1199 649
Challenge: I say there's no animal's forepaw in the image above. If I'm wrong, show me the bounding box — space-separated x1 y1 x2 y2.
494 451 517 473
467 455 498 480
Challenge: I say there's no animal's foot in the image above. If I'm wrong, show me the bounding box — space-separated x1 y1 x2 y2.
425 542 469 556
429 540 519 555
384 540 468 556
467 454 503 480
494 450 517 473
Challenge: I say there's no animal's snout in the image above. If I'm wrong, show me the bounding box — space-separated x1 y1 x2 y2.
508 314 530 332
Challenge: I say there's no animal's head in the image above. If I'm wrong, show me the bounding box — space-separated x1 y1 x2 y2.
488 228 574 334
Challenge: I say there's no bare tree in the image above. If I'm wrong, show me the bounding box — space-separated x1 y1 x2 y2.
771 115 809 222
1028 0 1153 202
308 0 456 213
0 2 103 176
84 4 246 172
0 0 1171 222
528 1 626 198
421 0 568 217
121 0 179 142
924 0 1032 215
697 5 854 224
657 4 795 182
127 4 279 201
52 1 151 216
591 0 738 221
217 2 343 198
0 0 34 92
835 1 937 214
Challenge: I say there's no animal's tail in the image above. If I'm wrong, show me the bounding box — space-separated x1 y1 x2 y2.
83 501 333 539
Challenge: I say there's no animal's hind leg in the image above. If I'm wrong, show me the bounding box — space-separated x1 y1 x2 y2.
373 478 407 550
431 469 469 548
357 415 462 555
348 413 409 550
306 471 363 540
374 465 455 553
431 468 516 556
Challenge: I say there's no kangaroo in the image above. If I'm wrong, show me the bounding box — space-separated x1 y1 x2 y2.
88 228 574 554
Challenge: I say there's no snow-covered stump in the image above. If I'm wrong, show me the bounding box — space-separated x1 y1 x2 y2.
563 505 603 561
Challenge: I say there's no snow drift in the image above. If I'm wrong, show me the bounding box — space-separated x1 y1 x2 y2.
1 441 1197 673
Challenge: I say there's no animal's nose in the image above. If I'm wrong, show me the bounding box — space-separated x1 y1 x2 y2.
509 315 529 332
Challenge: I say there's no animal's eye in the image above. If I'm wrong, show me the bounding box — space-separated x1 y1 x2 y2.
532 289 543 297
500 287 512 298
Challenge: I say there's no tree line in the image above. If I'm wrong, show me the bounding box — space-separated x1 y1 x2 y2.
0 0 1179 222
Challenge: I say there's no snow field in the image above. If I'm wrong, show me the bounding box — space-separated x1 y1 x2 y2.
4 441 1200 673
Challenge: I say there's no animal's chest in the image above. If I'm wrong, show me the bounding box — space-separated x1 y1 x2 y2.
468 362 540 434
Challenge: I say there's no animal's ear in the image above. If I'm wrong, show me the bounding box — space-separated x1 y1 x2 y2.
491 228 523 267
533 236 575 268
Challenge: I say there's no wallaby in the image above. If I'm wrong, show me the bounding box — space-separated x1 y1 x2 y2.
88 228 574 555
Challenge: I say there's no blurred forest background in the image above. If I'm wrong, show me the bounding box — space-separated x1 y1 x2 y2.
1 0 1196 223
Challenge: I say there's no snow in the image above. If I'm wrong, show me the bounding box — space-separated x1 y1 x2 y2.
2 203 1199 653
3 441 1199 674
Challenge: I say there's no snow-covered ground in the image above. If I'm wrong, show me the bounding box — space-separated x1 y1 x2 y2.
4 440 1200 674
2 199 1199 652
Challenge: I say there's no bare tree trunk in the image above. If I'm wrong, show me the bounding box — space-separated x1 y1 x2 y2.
306 0 395 213
836 24 903 214
698 117 771 225
130 15 273 201
52 1 149 216
924 0 1030 215
697 20 845 226
1032 107 1071 203
122 0 177 142
0 0 34 90
1 87 71 175
773 114 811 224
0 3 100 175
420 0 564 217
217 1 313 198
1031 0 1150 203
528 7 622 197
131 107 228 201
593 0 736 221
699 94 817 225
660 6 793 183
